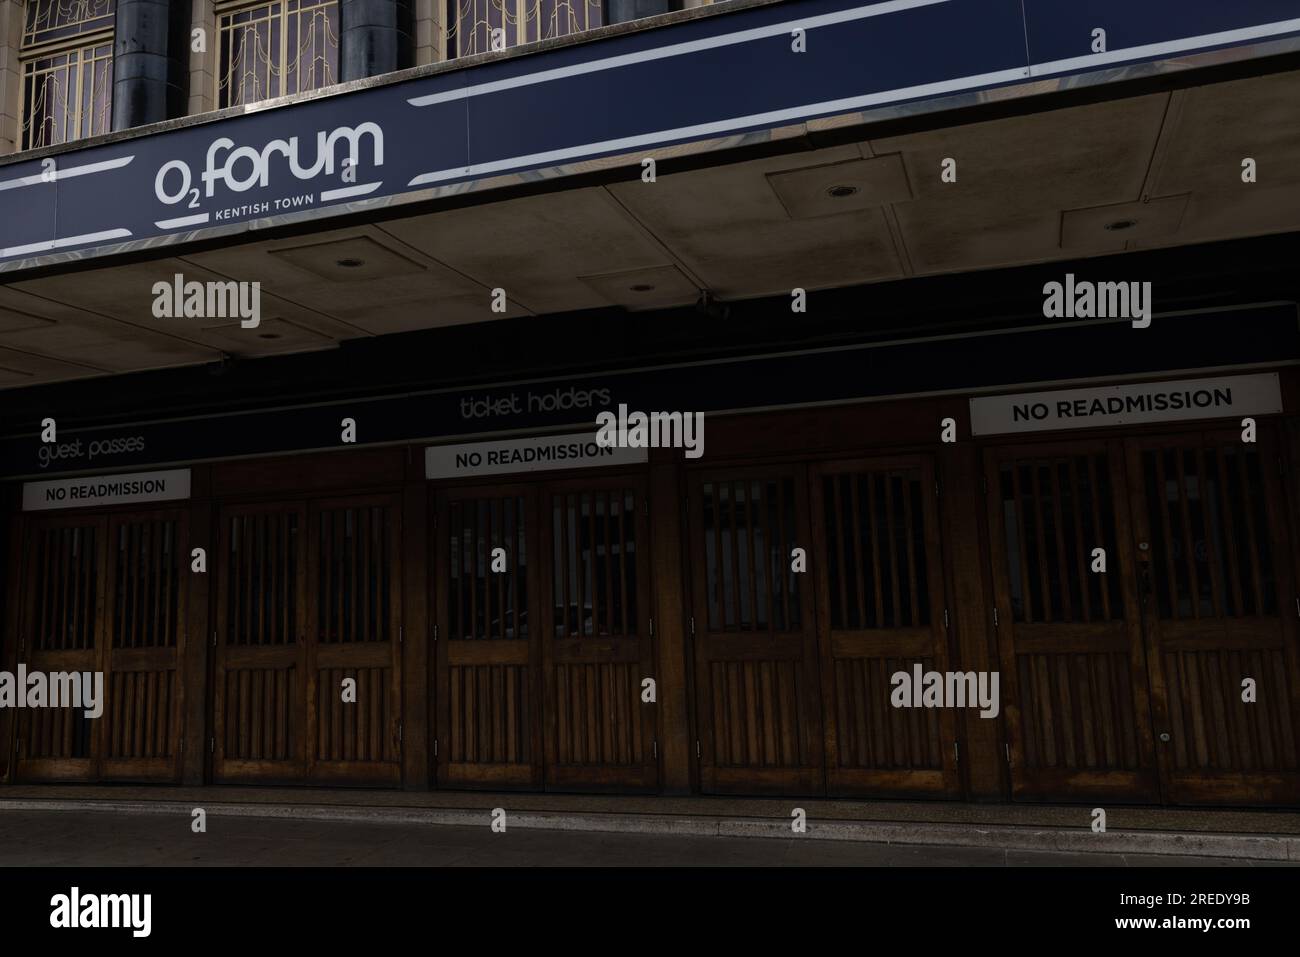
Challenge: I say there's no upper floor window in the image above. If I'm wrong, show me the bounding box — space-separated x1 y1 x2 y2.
447 0 603 58
216 0 340 109
20 0 115 150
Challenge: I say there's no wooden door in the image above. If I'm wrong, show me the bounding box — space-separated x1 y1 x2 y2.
213 503 308 783
434 486 542 788
100 510 187 781
1127 428 1300 804
688 468 824 794
540 479 656 791
15 515 106 781
811 456 959 797
16 510 188 783
307 497 402 786
985 440 1159 802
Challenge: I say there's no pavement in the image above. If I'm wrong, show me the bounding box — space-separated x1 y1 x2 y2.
0 808 1287 867
1 784 1298 865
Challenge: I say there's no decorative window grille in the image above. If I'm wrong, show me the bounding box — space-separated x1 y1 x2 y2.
216 0 339 110
19 0 115 150
447 0 603 58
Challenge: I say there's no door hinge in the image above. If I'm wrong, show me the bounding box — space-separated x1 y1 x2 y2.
652 739 658 760
212 630 217 647
398 723 403 743
433 739 438 757
1004 742 1012 766
982 475 988 495
943 608 949 629
953 741 959 764
992 608 999 628
689 616 696 637
399 625 403 644
696 740 701 758
1295 597 1299 619
209 736 215 754
649 617 654 638
433 624 438 642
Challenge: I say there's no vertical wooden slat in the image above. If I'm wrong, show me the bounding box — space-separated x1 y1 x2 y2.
901 473 920 627
1234 448 1266 615
1047 461 1073 621
618 491 630 637
1152 451 1181 620
1084 455 1112 620
866 473 884 628
883 474 902 628
1029 463 1054 622
727 482 744 631
1215 447 1246 616
709 484 724 629
1174 449 1202 618
602 491 615 637
849 475 866 629
468 504 479 640
831 477 849 627
1067 459 1093 623
1196 448 1225 619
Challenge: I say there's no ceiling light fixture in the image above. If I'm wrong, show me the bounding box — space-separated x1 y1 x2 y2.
826 185 859 198
1104 219 1138 232
336 258 365 268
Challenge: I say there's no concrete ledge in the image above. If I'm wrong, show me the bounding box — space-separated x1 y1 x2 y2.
3 798 1296 862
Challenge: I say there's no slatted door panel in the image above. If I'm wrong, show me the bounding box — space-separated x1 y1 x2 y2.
688 469 824 794
308 497 401 786
213 504 307 782
100 511 187 781
985 441 1158 802
812 457 958 797
541 480 656 791
1128 429 1300 804
15 516 106 781
435 487 541 788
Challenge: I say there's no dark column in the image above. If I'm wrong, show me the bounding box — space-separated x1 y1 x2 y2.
339 0 414 82
111 0 190 131
606 0 672 25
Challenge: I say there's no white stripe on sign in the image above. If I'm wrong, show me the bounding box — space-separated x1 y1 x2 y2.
407 0 951 107
1 228 132 258
0 155 134 192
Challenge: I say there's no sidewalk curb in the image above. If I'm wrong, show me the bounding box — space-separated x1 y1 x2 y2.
3 798 1296 861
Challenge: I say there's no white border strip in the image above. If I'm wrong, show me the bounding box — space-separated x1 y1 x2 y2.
407 0 951 107
156 213 210 229
1030 17 1300 78
0 155 133 192
320 181 384 201
409 65 1029 184
0 228 131 258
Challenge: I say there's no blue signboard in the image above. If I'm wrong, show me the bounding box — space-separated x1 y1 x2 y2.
0 0 1297 271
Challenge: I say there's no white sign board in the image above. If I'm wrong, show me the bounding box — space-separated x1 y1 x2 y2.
23 468 192 511
426 432 647 480
969 373 1282 436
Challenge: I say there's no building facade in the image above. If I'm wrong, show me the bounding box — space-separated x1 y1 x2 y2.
1 0 1299 807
